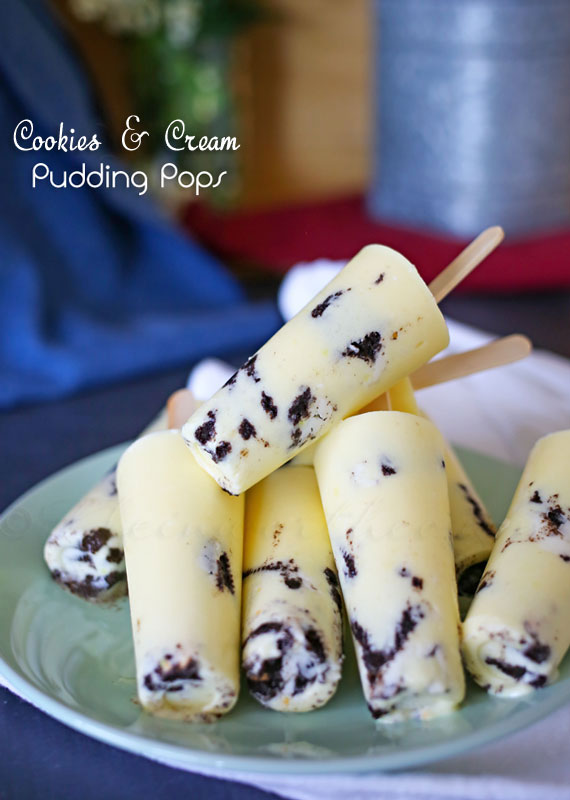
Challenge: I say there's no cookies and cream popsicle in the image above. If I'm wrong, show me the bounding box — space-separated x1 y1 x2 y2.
182 245 449 495
314 412 465 722
44 409 168 601
242 465 343 711
444 446 496 595
387 378 496 593
296 376 496 595
462 430 570 697
117 429 244 720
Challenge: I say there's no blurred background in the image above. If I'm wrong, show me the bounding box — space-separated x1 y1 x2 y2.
1 0 569 420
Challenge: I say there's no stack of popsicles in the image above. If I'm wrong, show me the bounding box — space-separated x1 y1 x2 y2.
43 230 570 723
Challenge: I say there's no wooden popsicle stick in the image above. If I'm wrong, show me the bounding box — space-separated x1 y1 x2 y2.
358 391 391 414
428 226 504 303
411 334 532 391
167 388 198 430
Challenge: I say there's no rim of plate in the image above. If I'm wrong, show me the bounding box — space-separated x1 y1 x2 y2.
1 444 569 775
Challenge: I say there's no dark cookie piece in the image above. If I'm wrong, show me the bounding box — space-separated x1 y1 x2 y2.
545 505 566 531
244 622 293 701
242 354 260 382
367 703 392 719
304 627 326 663
342 331 382 365
288 388 315 426
243 562 283 578
395 605 424 651
144 657 201 692
293 673 316 696
245 624 328 702
351 603 425 683
80 528 113 554
324 567 342 611
246 658 284 701
51 568 125 600
281 562 302 589
212 441 232 463
161 659 201 682
560 554 570 562
381 462 396 477
106 548 123 564
291 428 303 447
457 561 486 596
245 658 283 701
458 483 495 537
243 558 302 590
375 273 385 285
56 568 86 593
507 496 568 547
398 567 424 591
342 550 357 578
522 624 551 664
238 418 256 440
245 621 283 641
104 570 125 591
195 410 216 445
215 552 235 594
530 490 542 504
223 371 237 388
311 290 345 318
260 391 278 420
484 657 526 681
523 641 551 664
280 561 302 589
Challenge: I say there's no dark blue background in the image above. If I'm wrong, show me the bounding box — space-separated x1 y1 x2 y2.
0 0 280 409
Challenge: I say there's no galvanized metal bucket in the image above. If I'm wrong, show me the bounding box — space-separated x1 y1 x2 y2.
368 0 570 238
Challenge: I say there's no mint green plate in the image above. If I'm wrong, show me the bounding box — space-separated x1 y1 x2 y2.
1 444 569 774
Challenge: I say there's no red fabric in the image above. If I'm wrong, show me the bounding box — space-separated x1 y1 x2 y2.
184 195 570 291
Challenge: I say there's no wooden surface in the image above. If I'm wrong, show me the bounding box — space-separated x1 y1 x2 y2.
235 0 371 208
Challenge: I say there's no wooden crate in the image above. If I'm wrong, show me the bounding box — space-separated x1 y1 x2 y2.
234 0 371 208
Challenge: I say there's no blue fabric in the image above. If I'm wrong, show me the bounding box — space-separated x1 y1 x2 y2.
0 0 280 408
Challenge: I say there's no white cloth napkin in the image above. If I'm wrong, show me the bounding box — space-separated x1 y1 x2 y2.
3 259 570 799
418 320 570 469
